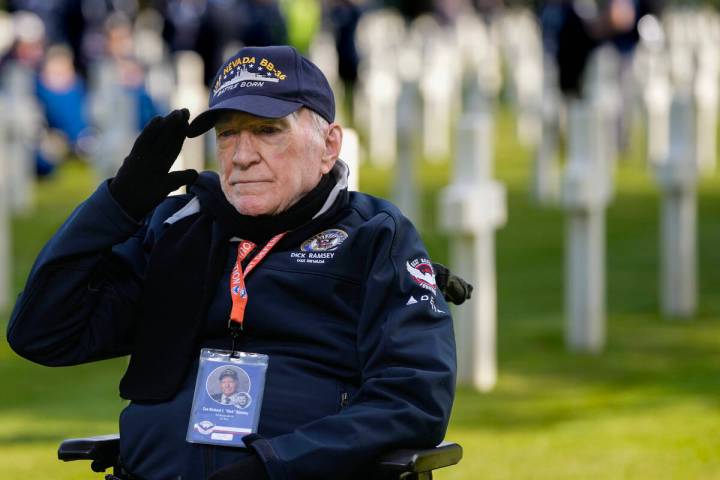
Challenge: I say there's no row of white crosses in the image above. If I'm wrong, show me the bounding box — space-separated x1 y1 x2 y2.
635 9 720 319
564 5 720 333
535 7 719 350
354 9 504 167
353 8 509 390
648 8 720 318
353 8 504 214
353 8 507 389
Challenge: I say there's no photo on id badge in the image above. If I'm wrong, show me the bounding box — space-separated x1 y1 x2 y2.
207 365 252 409
187 355 265 447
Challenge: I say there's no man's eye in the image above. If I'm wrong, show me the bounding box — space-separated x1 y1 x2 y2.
217 129 235 138
257 125 279 135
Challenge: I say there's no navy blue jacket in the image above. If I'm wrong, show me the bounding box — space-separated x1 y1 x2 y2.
7 164 456 480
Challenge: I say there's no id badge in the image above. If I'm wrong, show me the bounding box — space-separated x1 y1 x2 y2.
186 348 269 447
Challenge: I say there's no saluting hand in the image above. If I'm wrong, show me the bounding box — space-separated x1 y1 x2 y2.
110 108 199 220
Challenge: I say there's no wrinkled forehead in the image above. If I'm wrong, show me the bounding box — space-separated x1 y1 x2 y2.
214 109 297 128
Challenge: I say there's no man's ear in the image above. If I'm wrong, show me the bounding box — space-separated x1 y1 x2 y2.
320 123 343 174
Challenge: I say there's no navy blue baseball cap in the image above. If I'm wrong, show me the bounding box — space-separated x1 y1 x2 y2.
187 45 335 137
219 368 238 380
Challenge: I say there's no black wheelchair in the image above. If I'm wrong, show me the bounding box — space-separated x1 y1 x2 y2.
58 434 462 479
57 264 470 479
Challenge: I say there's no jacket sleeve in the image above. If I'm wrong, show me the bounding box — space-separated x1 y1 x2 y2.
253 213 457 480
6 181 151 366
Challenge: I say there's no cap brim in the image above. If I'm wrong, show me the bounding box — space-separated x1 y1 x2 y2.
187 95 304 137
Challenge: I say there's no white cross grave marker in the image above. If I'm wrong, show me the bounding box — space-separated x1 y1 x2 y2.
655 90 697 318
562 99 612 352
394 80 420 225
0 92 13 308
2 62 39 214
439 110 506 391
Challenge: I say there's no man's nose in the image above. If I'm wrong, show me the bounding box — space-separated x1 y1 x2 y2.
231 131 260 168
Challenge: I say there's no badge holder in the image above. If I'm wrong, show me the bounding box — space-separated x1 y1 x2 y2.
186 347 268 448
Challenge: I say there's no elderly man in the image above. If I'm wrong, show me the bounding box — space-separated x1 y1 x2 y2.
211 368 248 407
7 46 457 480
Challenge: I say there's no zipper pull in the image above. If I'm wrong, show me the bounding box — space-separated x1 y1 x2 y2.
340 392 349 408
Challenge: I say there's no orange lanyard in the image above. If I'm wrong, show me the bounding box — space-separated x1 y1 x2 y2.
229 232 286 330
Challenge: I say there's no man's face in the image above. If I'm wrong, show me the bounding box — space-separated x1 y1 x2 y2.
215 109 338 216
220 376 237 396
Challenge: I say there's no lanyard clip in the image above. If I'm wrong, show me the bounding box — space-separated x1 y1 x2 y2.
228 320 242 357
228 318 243 332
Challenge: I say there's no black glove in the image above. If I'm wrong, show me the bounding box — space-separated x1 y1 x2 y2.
433 262 473 305
109 108 198 220
207 453 270 480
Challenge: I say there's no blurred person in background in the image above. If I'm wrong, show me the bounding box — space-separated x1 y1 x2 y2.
5 0 140 78
35 44 91 175
606 0 665 149
541 0 666 159
238 0 288 47
540 0 600 97
77 0 140 77
541 0 663 98
0 10 63 177
381 0 434 21
6 0 71 47
104 12 161 130
328 0 363 117
0 9 46 71
473 0 504 18
158 0 207 53
382 0 477 24
160 0 288 85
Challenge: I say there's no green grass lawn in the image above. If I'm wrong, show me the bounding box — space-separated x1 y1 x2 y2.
1 108 719 479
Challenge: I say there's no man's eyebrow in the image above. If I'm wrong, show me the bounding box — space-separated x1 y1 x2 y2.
216 116 288 128
253 117 288 127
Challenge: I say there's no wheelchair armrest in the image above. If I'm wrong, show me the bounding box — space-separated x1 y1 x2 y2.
377 441 463 474
57 434 463 477
58 433 120 473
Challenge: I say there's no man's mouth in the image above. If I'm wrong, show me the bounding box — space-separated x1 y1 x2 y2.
231 180 271 185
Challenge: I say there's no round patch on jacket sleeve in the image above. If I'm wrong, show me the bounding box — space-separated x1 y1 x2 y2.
406 257 437 295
